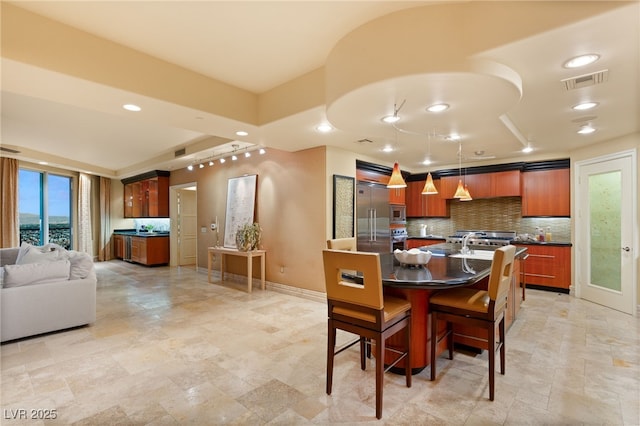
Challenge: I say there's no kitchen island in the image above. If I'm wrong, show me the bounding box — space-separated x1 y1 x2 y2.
378 243 527 373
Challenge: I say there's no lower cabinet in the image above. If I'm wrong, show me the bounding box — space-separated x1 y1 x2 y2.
113 234 169 265
515 244 571 290
406 238 446 249
131 236 169 266
113 234 124 259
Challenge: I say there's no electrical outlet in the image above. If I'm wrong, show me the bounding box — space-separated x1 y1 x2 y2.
201 227 207 233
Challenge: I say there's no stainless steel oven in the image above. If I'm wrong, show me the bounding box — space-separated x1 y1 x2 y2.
391 227 408 251
390 204 406 224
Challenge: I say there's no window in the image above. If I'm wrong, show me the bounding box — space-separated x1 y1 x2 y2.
18 169 73 249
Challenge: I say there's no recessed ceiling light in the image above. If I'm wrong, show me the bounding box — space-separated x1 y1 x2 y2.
422 158 432 166
38 161 48 165
381 114 400 123
522 145 533 153
426 103 449 113
122 104 141 112
236 130 248 136
446 133 460 141
572 101 598 111
382 146 393 153
316 123 333 132
577 124 596 134
563 54 600 69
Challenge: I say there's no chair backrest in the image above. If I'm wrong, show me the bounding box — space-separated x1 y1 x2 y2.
322 249 383 310
326 237 356 251
487 245 517 310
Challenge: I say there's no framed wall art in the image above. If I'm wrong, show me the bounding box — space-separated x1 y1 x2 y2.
332 174 355 239
224 174 258 248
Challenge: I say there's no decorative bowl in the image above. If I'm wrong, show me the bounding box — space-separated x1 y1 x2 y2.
394 248 432 265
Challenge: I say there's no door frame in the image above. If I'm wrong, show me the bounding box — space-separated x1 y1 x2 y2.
574 149 638 316
169 182 198 267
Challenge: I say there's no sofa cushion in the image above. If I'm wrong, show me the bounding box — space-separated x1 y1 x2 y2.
65 251 94 280
3 260 71 288
16 242 59 264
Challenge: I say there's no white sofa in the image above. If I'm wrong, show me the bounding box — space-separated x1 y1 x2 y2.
0 244 96 342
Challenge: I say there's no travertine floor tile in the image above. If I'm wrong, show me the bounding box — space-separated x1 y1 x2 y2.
1 260 639 424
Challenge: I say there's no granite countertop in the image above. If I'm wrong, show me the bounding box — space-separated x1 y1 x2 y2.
113 229 170 237
510 240 572 247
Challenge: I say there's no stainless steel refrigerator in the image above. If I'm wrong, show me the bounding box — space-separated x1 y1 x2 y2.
356 182 391 253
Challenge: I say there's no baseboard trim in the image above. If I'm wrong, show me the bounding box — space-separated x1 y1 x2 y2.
197 267 326 303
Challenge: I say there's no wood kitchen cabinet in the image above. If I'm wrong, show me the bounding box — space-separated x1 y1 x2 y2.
113 234 124 259
521 168 570 216
123 171 170 218
131 236 169 266
515 244 571 290
389 187 405 205
440 170 521 200
406 179 449 217
406 238 445 249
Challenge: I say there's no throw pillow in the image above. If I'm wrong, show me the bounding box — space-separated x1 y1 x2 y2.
17 245 59 264
67 251 94 280
3 260 71 287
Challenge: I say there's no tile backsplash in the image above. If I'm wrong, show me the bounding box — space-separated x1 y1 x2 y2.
407 196 571 242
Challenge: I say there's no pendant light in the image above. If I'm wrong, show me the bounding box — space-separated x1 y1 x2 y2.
387 126 406 188
453 141 470 199
421 132 438 194
387 162 407 188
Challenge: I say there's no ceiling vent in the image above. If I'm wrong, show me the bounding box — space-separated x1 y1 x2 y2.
0 146 20 154
562 69 609 91
174 148 186 157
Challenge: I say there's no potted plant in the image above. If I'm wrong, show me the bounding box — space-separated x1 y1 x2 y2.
235 222 262 251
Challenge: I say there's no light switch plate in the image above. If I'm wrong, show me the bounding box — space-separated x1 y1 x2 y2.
201 227 207 233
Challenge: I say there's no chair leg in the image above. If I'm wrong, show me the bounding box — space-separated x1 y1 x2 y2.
327 322 336 395
447 321 454 360
499 318 506 375
360 336 367 370
375 335 384 419
405 320 412 388
430 311 437 381
488 322 495 401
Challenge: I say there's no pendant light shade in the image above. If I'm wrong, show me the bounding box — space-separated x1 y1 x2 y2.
460 184 473 201
453 179 467 198
421 172 439 194
387 163 407 188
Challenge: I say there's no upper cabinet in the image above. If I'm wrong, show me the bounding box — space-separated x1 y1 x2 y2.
122 171 170 218
389 187 405 205
521 168 570 217
440 170 521 200
406 179 449 217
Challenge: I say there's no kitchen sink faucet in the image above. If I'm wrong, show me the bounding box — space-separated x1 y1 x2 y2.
461 232 476 255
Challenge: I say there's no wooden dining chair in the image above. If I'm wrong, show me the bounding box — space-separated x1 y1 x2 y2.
322 249 411 419
429 245 516 401
326 237 356 251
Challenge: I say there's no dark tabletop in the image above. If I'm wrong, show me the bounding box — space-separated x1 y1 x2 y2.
379 243 527 290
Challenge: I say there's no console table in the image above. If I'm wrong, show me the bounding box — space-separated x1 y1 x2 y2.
207 247 266 293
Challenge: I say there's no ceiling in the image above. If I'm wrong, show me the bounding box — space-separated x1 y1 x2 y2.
1 1 638 179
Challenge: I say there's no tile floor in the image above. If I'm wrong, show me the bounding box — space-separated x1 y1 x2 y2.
1 261 639 425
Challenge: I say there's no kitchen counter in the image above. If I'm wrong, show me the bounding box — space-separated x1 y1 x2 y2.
511 240 572 247
407 235 446 240
113 229 170 237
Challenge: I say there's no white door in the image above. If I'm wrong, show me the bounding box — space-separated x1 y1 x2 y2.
576 150 637 315
177 188 198 266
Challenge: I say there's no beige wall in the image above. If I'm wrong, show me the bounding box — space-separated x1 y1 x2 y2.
570 132 640 305
170 146 328 293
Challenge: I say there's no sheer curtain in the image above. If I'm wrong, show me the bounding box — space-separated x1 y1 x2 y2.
0 158 19 247
98 176 112 261
78 173 93 256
